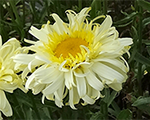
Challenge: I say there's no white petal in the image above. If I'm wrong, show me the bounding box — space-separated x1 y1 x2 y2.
74 68 89 77
77 7 91 23
86 70 104 91
87 85 101 100
65 70 75 89
93 58 128 72
56 82 65 100
42 73 64 96
34 65 54 77
22 67 30 79
32 83 45 95
42 95 46 104
35 55 50 64
82 95 95 105
119 38 133 46
13 54 35 65
95 27 117 44
69 87 77 109
51 13 67 34
72 62 90 70
54 95 63 108
59 60 69 72
92 62 125 83
54 87 65 108
25 65 48 89
46 94 54 101
76 75 86 97
24 38 37 44
28 58 44 71
36 67 60 84
65 10 76 27
29 26 48 43
25 73 35 89
98 15 112 33
108 80 122 91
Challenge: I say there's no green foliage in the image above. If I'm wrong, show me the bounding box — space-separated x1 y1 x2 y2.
132 97 150 116
137 0 150 11
117 109 132 120
134 52 150 66
1 0 150 119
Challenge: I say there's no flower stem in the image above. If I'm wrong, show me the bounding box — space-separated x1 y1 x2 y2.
137 2 143 98
136 1 143 119
78 0 82 11
101 101 108 120
103 0 107 15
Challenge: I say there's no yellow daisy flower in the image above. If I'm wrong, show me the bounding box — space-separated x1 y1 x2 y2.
13 7 132 109
0 36 26 117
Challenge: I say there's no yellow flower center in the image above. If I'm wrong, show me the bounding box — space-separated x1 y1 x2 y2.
54 38 88 58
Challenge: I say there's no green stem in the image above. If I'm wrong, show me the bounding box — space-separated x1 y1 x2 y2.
0 3 2 34
101 101 108 120
21 0 25 41
103 0 107 15
78 0 82 11
22 0 25 28
137 4 143 97
30 1 35 23
9 0 21 25
136 1 143 119
90 0 102 19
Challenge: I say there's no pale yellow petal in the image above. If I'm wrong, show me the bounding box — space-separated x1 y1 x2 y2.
0 90 12 116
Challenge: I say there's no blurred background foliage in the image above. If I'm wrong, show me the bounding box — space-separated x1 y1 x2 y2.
0 0 150 119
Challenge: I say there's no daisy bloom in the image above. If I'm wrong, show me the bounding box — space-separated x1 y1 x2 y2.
0 36 27 117
13 7 132 109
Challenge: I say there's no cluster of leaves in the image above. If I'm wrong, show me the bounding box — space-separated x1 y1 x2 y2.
0 0 150 119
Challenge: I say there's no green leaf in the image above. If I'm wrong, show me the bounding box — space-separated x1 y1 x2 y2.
114 20 133 28
102 89 118 107
90 100 108 120
90 111 103 120
143 40 150 45
90 0 102 19
137 0 150 11
132 97 150 106
132 97 150 115
147 46 150 56
134 52 150 66
114 12 137 25
117 109 132 120
38 107 52 120
142 17 150 28
109 101 121 117
108 108 117 117
107 91 117 107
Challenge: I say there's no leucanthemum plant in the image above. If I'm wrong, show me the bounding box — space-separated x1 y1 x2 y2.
13 7 132 109
0 36 27 118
